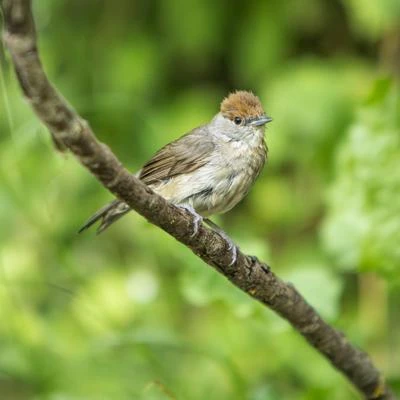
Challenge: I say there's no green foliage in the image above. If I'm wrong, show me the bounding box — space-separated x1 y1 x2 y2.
344 0 400 39
0 0 399 399
323 80 400 282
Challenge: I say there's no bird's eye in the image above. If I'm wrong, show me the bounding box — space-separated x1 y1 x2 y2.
234 117 242 125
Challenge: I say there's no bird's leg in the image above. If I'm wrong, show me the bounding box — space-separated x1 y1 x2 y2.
204 218 238 266
178 204 203 237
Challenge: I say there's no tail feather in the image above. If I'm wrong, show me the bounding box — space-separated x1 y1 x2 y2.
78 199 131 234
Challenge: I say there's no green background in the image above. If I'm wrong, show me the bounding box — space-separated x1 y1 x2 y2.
0 0 399 399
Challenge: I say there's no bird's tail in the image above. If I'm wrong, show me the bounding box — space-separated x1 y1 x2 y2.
78 199 131 234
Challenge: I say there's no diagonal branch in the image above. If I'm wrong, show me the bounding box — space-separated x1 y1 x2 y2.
0 1 396 399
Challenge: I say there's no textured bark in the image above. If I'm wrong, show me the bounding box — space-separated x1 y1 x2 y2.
0 1 396 399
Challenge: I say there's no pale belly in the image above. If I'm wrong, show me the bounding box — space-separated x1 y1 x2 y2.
152 153 265 217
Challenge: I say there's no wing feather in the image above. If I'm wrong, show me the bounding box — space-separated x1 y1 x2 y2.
139 126 215 185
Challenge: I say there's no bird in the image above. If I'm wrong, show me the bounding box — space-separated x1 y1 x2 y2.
79 90 272 263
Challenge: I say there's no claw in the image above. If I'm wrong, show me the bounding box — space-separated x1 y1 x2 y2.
204 218 238 266
228 243 238 266
218 230 238 266
179 205 203 237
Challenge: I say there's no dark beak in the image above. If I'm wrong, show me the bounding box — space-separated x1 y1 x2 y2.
250 115 273 127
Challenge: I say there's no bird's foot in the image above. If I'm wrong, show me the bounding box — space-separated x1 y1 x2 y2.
179 205 203 237
204 218 238 266
218 230 238 266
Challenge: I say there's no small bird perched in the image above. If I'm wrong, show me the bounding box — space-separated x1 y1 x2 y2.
79 90 272 262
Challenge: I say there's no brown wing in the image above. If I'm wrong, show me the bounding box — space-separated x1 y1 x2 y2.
139 126 215 185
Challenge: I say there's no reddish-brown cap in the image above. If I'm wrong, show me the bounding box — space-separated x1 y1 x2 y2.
220 91 265 121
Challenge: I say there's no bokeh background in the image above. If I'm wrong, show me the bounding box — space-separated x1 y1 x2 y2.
1 0 400 399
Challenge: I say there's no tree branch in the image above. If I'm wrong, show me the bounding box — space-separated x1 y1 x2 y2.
0 1 396 399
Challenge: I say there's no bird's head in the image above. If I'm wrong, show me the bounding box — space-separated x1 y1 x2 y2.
211 90 272 141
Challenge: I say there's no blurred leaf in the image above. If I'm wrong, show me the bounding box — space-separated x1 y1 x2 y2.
284 265 343 321
159 0 225 66
343 0 400 39
264 59 372 170
322 80 400 283
232 1 290 85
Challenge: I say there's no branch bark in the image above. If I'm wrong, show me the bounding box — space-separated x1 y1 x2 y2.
0 1 396 399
